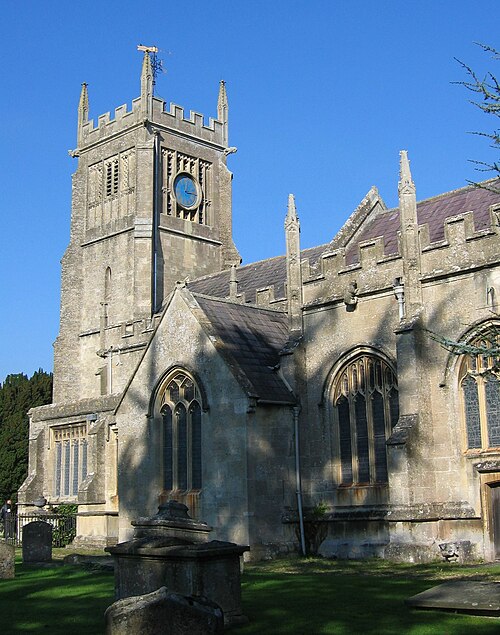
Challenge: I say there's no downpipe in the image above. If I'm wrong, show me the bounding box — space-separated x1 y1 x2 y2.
293 405 306 556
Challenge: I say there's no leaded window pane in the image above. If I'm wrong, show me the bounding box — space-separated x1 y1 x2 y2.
183 379 195 403
485 375 500 446
64 441 71 496
168 381 180 404
81 439 88 481
191 402 202 489
463 375 482 449
159 372 204 492
163 406 173 490
338 397 352 485
176 404 187 490
332 354 398 486
372 391 388 482
355 395 370 482
72 442 79 495
55 442 62 497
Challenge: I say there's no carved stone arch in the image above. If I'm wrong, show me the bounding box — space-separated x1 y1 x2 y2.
323 346 399 487
321 345 397 405
454 320 500 452
149 365 207 509
439 318 500 387
148 363 209 419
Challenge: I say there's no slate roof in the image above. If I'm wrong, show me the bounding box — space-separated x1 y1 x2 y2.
345 181 499 265
185 181 498 406
193 294 295 404
188 244 327 303
189 181 499 299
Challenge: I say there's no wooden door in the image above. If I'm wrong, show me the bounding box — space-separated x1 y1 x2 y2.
491 483 500 560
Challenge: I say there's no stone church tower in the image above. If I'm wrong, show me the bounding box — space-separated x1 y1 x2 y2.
54 51 240 403
20 50 500 560
19 52 241 543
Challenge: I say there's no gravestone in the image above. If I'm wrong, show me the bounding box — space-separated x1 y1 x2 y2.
0 542 15 578
407 580 500 616
22 521 52 563
104 586 224 635
106 501 249 627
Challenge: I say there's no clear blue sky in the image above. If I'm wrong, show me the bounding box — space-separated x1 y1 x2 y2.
0 0 498 384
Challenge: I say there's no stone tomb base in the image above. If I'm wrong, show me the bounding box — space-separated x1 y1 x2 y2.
407 581 500 616
106 501 249 627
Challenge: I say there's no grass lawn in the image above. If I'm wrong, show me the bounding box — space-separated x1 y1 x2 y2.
239 558 500 635
0 553 499 634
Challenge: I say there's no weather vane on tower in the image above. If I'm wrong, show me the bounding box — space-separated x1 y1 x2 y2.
137 44 165 94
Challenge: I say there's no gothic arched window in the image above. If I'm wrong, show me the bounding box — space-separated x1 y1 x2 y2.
459 328 500 451
158 371 203 492
330 354 399 485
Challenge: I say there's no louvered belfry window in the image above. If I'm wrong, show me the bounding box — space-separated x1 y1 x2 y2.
460 328 500 450
159 371 203 492
332 355 399 485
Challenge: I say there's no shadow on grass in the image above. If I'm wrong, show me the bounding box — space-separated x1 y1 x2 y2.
237 560 500 635
1 563 114 634
1 558 499 634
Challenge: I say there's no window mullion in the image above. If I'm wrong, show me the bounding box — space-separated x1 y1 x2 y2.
173 409 178 490
477 376 489 449
187 402 192 490
367 392 376 483
349 395 358 483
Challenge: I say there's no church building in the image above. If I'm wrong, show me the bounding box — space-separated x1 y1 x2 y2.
19 51 500 562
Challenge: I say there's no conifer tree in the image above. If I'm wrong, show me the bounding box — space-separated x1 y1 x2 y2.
0 370 52 502
456 43 500 191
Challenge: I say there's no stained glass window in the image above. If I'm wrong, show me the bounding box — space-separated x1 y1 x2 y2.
332 354 398 485
159 371 203 492
485 375 500 447
460 327 500 451
162 406 173 490
338 397 353 485
72 442 79 496
463 375 481 449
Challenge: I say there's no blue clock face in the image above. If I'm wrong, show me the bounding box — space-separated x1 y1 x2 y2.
174 174 199 209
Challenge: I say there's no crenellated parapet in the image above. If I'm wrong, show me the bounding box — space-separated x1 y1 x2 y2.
301 241 402 308
77 95 228 152
419 205 499 280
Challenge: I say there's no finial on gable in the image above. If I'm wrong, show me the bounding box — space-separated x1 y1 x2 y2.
77 83 89 147
285 194 300 228
217 80 228 146
399 150 415 196
285 193 302 333
78 83 89 120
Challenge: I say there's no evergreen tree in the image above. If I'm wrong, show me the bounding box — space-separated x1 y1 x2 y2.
456 43 500 191
0 370 52 502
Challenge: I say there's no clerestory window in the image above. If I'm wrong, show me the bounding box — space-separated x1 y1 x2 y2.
330 354 399 485
158 371 202 492
460 327 500 451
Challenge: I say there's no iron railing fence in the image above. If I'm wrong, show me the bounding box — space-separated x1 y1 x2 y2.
0 513 77 548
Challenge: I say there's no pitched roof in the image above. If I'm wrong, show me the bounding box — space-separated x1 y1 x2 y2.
345 181 499 264
192 294 295 405
189 181 499 300
188 244 327 303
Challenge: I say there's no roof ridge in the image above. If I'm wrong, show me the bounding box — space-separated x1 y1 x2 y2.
192 291 286 313
416 178 500 207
